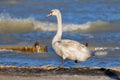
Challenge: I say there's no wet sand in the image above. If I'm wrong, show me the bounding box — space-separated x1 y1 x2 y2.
0 65 120 80
0 74 117 80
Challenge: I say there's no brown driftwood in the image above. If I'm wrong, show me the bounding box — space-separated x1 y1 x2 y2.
0 42 47 53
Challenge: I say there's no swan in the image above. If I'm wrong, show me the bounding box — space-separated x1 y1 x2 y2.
47 9 91 67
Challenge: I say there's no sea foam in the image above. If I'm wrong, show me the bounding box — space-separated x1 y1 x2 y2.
0 13 120 33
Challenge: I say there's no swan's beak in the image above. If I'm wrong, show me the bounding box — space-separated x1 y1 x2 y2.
46 13 52 17
46 11 53 17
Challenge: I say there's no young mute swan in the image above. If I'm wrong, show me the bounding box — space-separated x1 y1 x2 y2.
47 9 91 67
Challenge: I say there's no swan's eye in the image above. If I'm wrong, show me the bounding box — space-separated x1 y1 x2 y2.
47 11 54 17
50 11 53 13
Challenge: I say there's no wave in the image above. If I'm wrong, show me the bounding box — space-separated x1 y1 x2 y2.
0 14 120 33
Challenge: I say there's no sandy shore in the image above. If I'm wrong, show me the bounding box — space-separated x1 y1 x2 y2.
0 65 120 80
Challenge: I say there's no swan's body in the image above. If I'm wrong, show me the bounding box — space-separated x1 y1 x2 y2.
47 9 91 67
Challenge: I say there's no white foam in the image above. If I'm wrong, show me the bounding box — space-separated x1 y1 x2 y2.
94 51 108 56
92 46 120 56
95 47 120 51
0 13 120 33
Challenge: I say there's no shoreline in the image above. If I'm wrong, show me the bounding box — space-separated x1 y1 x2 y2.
0 65 120 80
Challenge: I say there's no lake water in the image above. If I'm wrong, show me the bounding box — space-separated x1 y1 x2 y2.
0 0 120 68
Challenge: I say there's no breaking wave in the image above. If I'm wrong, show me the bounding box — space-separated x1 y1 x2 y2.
0 13 120 33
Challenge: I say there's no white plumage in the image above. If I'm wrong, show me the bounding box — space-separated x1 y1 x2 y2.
47 9 91 67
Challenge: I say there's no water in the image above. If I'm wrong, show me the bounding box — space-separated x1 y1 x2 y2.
0 0 120 68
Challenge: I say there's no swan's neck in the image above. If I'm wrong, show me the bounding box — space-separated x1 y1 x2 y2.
52 11 62 44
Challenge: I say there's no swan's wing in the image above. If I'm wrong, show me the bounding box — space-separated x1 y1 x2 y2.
53 39 90 60
56 39 87 50
53 39 89 53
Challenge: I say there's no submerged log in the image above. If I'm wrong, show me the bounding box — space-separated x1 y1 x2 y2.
0 42 47 53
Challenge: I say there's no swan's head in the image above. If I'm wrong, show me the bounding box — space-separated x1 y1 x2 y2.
47 9 60 17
